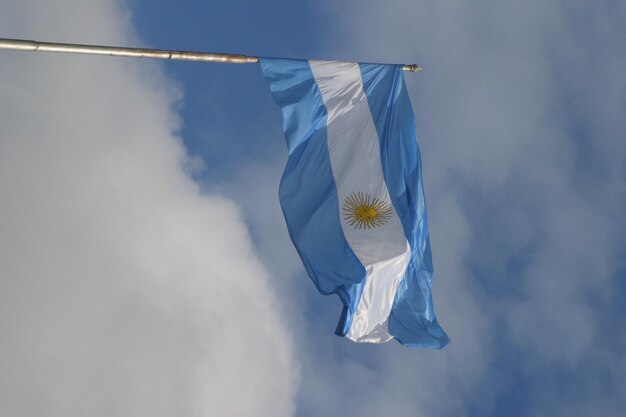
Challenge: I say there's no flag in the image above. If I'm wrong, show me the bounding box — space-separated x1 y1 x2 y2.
260 59 449 348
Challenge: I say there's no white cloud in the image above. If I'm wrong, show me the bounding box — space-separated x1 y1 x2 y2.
0 1 298 416
261 0 626 416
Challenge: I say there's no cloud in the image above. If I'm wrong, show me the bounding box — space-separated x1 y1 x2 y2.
243 0 624 416
160 0 626 413
0 1 298 416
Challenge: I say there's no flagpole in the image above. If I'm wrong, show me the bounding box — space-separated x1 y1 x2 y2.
0 38 422 72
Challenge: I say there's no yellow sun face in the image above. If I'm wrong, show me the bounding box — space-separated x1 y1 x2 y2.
342 192 393 229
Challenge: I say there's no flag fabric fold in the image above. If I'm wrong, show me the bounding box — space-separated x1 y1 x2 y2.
260 58 449 348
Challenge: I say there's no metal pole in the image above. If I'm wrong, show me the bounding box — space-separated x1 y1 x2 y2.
0 38 422 72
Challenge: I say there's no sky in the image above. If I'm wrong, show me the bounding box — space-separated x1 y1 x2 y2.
0 1 625 416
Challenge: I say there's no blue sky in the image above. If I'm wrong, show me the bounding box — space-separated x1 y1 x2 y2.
1 1 625 416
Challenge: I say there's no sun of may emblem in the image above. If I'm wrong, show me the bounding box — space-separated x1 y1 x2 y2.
342 192 394 229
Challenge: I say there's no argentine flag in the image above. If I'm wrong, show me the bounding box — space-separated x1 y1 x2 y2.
261 59 449 348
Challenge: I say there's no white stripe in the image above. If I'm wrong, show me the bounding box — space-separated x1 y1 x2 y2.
309 61 411 343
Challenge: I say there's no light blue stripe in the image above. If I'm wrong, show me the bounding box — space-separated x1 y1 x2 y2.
260 58 366 336
359 63 449 348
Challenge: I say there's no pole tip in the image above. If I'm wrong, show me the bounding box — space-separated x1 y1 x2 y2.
403 64 422 72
